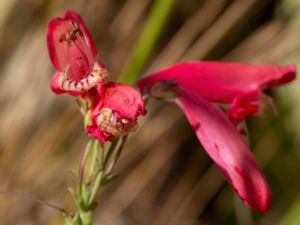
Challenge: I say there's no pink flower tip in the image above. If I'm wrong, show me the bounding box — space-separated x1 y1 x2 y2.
263 64 296 88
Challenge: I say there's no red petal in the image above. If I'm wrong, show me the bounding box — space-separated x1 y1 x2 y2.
47 18 64 70
47 10 97 71
50 72 82 96
226 90 261 126
50 72 65 94
138 61 296 125
101 82 146 121
47 11 106 96
63 10 98 58
175 88 272 212
138 61 296 103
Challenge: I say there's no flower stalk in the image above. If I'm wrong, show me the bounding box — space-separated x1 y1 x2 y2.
63 135 128 225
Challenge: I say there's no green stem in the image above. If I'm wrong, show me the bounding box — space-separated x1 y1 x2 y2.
73 137 128 224
79 209 93 225
113 135 128 164
118 0 177 84
64 212 82 225
102 139 119 169
87 140 101 178
88 171 103 205
104 135 128 176
79 140 92 195
87 137 124 205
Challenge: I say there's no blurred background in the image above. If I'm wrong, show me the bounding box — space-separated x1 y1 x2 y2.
0 0 300 224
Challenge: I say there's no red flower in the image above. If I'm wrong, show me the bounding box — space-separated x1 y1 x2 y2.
47 10 107 96
138 62 296 212
138 62 295 125
86 82 146 143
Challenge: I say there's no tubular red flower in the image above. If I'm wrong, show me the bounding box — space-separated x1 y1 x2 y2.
86 82 146 143
138 61 296 125
175 88 271 212
137 61 296 212
47 10 107 95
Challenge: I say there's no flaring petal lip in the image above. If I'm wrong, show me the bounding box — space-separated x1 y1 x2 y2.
175 87 272 212
50 71 82 96
138 61 296 103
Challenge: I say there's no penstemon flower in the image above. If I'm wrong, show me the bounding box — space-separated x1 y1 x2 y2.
47 10 107 96
138 62 296 126
47 9 296 225
138 62 296 212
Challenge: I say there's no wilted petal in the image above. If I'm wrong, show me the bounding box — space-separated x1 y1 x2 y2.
86 82 146 143
175 87 272 212
101 82 146 120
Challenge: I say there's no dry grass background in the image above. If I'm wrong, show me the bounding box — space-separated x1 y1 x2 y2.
0 0 300 224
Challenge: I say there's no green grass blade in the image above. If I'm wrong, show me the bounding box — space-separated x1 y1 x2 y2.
279 196 300 225
118 0 177 85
